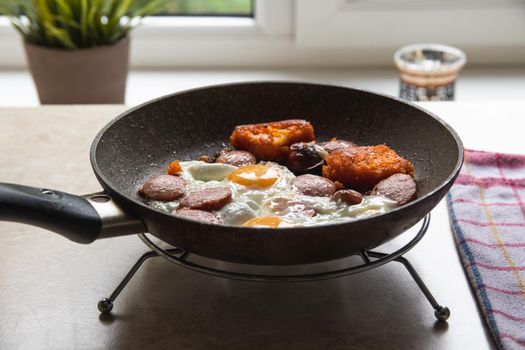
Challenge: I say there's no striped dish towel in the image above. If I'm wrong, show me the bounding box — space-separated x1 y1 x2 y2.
447 149 525 349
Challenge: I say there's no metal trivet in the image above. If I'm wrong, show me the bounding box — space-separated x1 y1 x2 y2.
98 213 450 321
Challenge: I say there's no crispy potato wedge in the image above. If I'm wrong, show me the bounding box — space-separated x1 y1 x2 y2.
322 145 414 190
230 119 315 162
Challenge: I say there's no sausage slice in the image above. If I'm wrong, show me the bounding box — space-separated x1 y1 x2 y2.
371 173 417 205
287 142 324 173
292 174 336 197
331 189 364 206
179 186 232 211
174 208 222 224
139 175 187 201
216 149 256 167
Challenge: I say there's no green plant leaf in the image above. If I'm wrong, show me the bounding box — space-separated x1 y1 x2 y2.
132 0 168 17
55 0 73 19
107 0 132 36
80 0 88 45
43 22 77 49
86 7 97 45
2 0 166 48
9 19 30 38
35 0 54 42
53 15 81 30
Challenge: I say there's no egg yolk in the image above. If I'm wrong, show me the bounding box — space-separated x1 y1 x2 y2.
228 164 278 188
243 216 283 228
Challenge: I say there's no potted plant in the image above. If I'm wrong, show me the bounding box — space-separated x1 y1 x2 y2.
0 0 165 104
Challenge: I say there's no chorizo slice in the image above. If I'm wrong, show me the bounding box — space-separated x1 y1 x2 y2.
179 186 232 211
139 175 187 201
292 174 336 197
331 189 364 206
174 208 222 224
287 142 324 173
371 173 417 205
216 149 256 167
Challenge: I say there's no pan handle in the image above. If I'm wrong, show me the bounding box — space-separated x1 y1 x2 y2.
0 183 145 244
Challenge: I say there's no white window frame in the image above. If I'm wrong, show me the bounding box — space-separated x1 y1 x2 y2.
0 0 524 68
129 0 293 67
296 0 525 47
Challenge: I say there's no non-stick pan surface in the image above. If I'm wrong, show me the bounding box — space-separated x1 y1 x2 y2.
90 82 463 265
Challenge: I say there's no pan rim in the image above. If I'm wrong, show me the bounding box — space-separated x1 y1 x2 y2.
90 81 464 232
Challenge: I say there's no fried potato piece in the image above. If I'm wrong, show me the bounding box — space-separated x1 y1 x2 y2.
230 119 315 162
322 145 414 190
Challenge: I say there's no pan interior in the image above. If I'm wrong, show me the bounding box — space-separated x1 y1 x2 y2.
93 82 461 215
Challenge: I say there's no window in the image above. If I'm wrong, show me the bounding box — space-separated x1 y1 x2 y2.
295 0 525 50
0 0 524 67
161 0 253 16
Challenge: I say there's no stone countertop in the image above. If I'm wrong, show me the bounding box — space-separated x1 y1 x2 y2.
1 102 521 349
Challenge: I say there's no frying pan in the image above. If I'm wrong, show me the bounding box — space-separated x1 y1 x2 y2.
0 82 463 265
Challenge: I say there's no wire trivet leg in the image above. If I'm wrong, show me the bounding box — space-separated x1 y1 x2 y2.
98 246 185 313
98 251 159 313
365 251 450 322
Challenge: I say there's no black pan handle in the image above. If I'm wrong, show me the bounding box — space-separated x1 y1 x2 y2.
0 183 145 243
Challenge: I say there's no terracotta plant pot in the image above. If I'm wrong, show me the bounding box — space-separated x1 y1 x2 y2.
24 37 129 104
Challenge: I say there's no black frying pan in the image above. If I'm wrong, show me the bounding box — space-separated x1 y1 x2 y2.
0 82 463 265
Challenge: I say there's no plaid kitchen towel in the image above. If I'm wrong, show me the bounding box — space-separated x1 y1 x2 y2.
447 149 525 349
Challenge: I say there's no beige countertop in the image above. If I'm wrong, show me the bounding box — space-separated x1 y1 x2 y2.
1 102 522 349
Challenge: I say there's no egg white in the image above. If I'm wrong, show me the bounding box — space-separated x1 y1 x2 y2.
149 160 398 226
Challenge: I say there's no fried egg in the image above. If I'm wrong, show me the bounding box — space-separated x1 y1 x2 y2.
149 160 398 227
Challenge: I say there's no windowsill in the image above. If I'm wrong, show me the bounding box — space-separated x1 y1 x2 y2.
1 67 524 107
137 16 260 35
